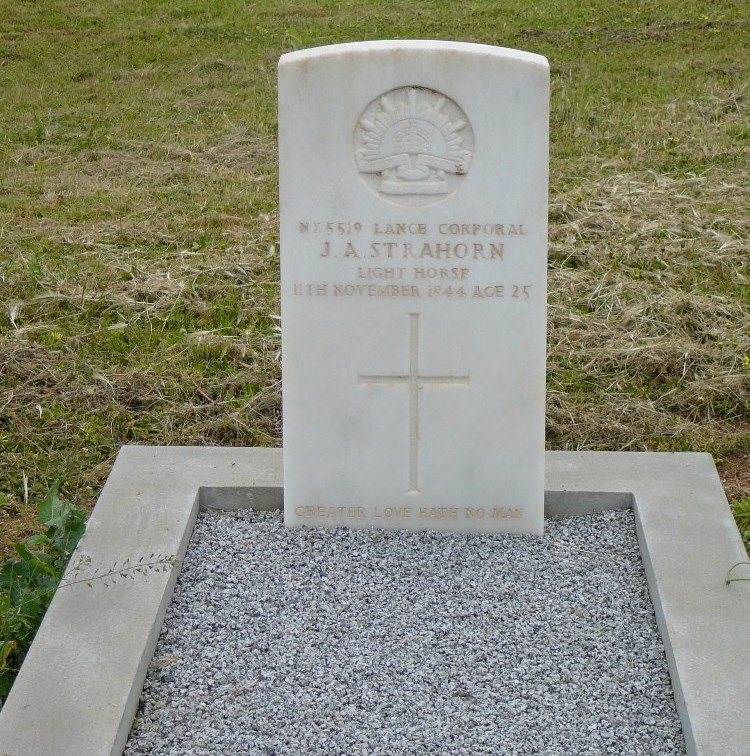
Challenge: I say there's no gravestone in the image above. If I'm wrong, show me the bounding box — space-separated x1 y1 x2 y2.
278 41 549 534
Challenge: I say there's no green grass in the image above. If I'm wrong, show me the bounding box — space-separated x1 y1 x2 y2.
732 496 750 546
0 1 748 543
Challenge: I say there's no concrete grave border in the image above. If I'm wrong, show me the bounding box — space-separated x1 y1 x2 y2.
0 447 748 756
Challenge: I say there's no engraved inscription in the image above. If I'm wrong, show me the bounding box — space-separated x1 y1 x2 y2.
354 88 474 207
358 313 469 493
293 218 534 302
290 503 523 523
293 506 367 519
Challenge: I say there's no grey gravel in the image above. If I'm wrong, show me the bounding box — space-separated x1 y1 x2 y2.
126 509 686 755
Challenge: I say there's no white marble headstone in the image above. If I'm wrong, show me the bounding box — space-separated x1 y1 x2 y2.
278 41 549 534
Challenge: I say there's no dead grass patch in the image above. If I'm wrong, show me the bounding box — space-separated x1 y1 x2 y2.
719 446 750 501
546 165 749 452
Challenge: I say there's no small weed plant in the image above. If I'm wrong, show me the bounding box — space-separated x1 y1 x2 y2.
731 496 750 553
0 487 85 704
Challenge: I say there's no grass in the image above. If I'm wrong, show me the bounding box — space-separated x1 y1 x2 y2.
732 496 750 546
0 0 748 562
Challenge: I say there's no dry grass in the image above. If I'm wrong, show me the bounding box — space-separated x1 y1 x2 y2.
547 165 750 452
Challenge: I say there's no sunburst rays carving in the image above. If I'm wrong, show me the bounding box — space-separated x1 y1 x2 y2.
354 87 473 202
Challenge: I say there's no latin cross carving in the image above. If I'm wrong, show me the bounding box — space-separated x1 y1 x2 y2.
358 313 470 492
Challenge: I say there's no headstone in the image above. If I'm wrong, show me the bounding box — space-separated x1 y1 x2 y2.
278 41 549 534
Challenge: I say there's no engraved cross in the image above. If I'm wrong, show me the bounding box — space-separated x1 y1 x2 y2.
358 313 470 492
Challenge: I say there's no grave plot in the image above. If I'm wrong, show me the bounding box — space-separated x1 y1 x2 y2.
0 447 748 756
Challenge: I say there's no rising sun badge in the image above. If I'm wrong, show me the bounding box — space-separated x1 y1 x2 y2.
354 87 474 207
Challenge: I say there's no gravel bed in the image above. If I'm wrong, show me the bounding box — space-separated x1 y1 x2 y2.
126 509 685 756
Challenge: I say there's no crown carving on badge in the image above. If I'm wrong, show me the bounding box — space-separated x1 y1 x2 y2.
355 87 473 197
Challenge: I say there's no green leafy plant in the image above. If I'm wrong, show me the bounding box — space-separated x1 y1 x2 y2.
0 487 85 704
731 496 750 553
